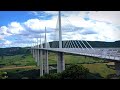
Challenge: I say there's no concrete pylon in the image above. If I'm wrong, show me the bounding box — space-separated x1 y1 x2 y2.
115 62 120 76
58 11 62 48
39 35 43 76
40 49 43 76
44 50 49 74
32 48 34 58
57 52 65 73
35 47 37 63
43 27 49 74
37 49 40 66
33 48 35 58
57 11 65 73
37 38 40 66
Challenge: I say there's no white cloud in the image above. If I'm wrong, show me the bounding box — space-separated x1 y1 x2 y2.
44 11 58 16
89 11 120 25
7 22 24 34
0 26 8 35
0 26 11 36
23 17 57 32
0 36 3 40
4 40 12 45
1 11 120 47
30 11 39 15
24 18 44 30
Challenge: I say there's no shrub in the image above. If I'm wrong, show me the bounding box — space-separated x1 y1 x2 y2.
60 64 89 79
40 73 61 79
40 64 90 79
0 71 8 79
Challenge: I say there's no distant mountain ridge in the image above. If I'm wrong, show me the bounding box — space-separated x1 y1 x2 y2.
48 40 120 48
0 47 30 56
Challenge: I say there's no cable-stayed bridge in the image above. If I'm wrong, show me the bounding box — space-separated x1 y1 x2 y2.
30 11 120 76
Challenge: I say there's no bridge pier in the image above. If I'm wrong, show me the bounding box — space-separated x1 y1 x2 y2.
40 50 43 76
32 48 34 58
34 48 37 62
30 48 32 54
36 48 39 65
37 49 40 66
115 62 120 76
44 50 49 74
57 52 65 73
31 48 33 57
33 49 35 58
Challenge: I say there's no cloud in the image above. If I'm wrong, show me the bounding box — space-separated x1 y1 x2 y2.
43 11 58 16
0 26 11 36
29 11 39 16
88 11 120 25
4 40 12 45
0 36 3 40
7 22 25 34
29 11 58 20
23 18 57 32
80 28 97 35
1 11 120 47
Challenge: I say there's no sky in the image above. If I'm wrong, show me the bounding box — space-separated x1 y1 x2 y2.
0 11 120 47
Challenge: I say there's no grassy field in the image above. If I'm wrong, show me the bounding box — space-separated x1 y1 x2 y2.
0 54 36 67
0 52 116 79
48 52 106 65
0 52 108 67
83 63 116 78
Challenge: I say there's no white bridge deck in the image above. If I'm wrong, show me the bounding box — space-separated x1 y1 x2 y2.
31 48 120 61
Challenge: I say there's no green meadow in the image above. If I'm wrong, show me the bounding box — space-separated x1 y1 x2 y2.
0 52 116 79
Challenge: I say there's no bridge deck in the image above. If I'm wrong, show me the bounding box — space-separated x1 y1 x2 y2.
30 48 120 61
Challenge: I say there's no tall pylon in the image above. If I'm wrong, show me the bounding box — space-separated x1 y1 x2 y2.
44 27 49 74
45 27 47 48
57 11 65 73
58 11 62 48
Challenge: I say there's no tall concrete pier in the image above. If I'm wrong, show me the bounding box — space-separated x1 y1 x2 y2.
115 62 120 76
57 52 65 73
44 27 49 74
57 11 65 73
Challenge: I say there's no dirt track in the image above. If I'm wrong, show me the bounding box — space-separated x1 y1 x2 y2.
0 66 36 70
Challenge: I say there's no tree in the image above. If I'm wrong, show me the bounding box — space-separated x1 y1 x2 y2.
0 71 8 79
40 64 90 79
60 64 89 79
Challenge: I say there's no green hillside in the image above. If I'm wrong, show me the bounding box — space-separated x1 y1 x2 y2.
0 47 30 56
49 40 120 48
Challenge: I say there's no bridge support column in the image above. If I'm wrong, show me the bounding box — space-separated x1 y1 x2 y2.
36 49 38 64
32 49 35 58
40 50 43 76
115 62 120 76
57 52 65 73
33 49 35 58
37 49 40 66
44 50 49 74
30 48 32 54
34 49 37 62
31 49 33 57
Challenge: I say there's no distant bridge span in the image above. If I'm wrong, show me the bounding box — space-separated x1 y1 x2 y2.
31 48 120 61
